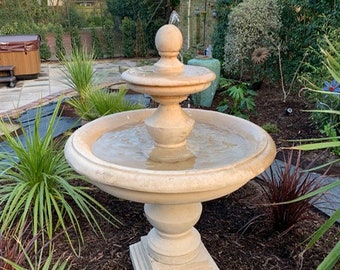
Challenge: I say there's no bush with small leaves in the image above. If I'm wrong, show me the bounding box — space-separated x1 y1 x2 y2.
223 0 281 80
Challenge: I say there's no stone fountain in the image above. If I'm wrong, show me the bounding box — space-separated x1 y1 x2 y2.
65 24 276 269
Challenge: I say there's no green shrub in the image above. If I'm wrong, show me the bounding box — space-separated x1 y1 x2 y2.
55 24 66 61
90 27 104 59
223 0 281 80
289 36 340 269
120 17 136 58
216 78 257 119
211 0 242 61
103 19 115 58
0 101 120 254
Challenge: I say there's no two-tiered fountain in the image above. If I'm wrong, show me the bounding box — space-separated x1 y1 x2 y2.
65 24 276 269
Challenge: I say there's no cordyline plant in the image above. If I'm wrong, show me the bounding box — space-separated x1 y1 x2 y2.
0 100 120 254
60 47 96 98
258 150 329 232
67 86 145 121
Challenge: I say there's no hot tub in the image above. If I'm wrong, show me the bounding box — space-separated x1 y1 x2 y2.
0 35 41 78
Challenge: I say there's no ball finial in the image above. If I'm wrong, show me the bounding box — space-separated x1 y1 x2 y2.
154 24 184 74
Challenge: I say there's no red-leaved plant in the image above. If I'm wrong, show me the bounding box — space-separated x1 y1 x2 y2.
258 150 330 232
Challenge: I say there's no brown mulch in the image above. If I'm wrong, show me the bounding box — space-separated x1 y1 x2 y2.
55 81 339 269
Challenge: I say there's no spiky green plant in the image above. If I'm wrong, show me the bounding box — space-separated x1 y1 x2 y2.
61 47 96 98
0 100 120 254
67 86 145 121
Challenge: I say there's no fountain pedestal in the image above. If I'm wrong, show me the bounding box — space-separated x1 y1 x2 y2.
130 203 218 270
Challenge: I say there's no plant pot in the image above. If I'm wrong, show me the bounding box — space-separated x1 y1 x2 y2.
188 56 220 107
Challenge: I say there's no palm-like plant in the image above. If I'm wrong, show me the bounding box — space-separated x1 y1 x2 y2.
61 47 96 98
0 100 120 254
67 86 145 121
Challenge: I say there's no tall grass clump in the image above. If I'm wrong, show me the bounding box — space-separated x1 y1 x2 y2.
0 100 120 254
61 47 96 98
66 86 145 121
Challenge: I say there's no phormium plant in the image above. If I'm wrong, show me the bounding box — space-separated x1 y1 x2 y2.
0 100 121 254
258 150 329 232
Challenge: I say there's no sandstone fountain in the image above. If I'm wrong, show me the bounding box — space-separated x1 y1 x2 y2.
65 24 276 269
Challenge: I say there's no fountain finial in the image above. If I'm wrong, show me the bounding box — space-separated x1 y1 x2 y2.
154 24 184 74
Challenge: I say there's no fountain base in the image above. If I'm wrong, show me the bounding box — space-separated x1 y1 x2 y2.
129 202 219 270
130 237 218 270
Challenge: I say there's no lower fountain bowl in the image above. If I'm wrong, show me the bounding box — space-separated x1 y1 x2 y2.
65 108 276 204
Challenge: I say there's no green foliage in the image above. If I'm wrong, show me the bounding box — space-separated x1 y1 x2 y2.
67 86 145 121
55 24 66 61
259 150 328 232
211 0 242 61
91 27 104 59
217 78 257 119
278 0 340 87
300 36 340 155
261 123 280 134
289 36 340 269
106 0 170 56
102 18 115 58
70 26 81 51
223 0 281 80
0 100 120 254
61 47 96 97
135 14 148 57
120 17 136 58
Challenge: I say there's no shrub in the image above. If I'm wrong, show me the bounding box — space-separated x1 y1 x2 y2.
90 27 104 59
216 78 257 119
223 0 281 80
103 19 115 58
120 17 136 58
66 86 145 121
55 24 66 61
0 100 120 253
258 150 329 232
211 0 242 61
287 36 340 267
